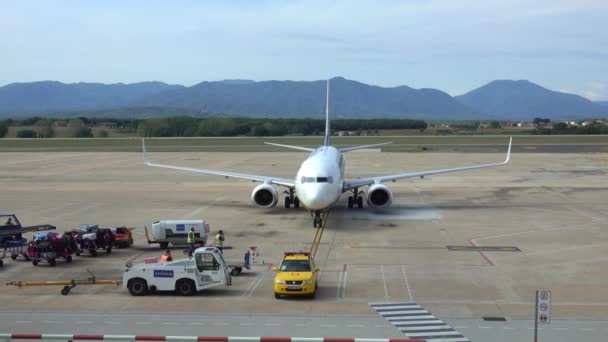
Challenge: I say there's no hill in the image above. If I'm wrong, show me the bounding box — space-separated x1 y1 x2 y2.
456 80 604 120
0 77 474 119
0 81 184 116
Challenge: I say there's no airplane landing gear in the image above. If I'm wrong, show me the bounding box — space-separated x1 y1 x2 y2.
348 188 364 209
284 189 300 209
312 210 322 228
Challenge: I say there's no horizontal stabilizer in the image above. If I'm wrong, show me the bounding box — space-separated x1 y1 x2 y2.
264 142 315 152
339 142 392 152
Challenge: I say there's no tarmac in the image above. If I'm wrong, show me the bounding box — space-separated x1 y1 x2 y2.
0 148 607 340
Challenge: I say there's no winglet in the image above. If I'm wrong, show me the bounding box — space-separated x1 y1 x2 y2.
504 137 512 164
142 138 150 165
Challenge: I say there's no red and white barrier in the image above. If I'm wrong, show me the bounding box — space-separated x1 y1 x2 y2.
0 334 425 342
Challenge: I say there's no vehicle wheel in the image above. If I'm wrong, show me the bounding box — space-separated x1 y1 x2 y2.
175 279 196 296
313 219 318 228
160 242 169 249
274 292 281 299
11 254 17 260
0 259 3 267
357 196 364 209
106 246 112 254
347 196 354 209
128 278 148 296
90 249 98 257
284 196 291 209
230 267 242 276
293 197 300 209
32 259 39 266
49 259 56 267
61 286 71 296
66 255 72 263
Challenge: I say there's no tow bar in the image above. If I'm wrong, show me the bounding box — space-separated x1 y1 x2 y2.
6 270 121 295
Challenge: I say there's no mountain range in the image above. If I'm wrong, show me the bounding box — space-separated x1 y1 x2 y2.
0 77 605 120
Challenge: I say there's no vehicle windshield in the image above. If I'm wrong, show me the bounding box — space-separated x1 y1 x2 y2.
280 259 311 272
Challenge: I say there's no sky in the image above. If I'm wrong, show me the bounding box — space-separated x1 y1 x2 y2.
1 0 607 100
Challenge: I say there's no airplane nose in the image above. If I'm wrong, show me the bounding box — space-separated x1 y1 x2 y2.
299 185 335 210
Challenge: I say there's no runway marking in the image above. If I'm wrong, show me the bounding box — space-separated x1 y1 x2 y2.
553 327 569 331
336 264 348 299
581 328 594 331
347 324 364 328
189 322 204 325
467 239 495 266
136 322 152 325
401 265 413 302
320 324 337 327
239 323 255 326
103 321 120 325
380 265 390 301
370 302 470 342
77 321 93 324
162 322 179 325
213 322 228 326
264 323 280 326
43 320 63 324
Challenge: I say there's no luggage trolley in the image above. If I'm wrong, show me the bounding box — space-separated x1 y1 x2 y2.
5 240 29 261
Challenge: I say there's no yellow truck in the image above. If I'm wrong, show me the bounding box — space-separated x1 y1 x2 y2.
272 252 319 299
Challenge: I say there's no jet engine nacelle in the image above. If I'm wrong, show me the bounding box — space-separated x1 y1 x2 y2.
366 184 393 208
251 184 279 208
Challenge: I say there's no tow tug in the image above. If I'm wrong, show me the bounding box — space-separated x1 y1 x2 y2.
123 247 231 296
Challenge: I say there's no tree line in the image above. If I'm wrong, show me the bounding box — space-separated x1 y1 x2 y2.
135 117 428 137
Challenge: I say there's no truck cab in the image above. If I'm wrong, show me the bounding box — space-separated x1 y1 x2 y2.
273 252 319 299
123 247 230 296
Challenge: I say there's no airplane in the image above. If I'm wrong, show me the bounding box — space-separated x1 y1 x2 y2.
142 80 512 228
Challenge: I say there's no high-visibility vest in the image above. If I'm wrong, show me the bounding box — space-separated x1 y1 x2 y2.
215 234 223 247
187 230 195 243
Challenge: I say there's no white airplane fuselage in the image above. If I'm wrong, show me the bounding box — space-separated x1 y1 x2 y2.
295 146 345 210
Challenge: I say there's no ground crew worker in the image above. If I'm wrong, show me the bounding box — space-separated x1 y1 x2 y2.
161 250 172 262
187 227 196 257
215 230 225 253
3 217 13 226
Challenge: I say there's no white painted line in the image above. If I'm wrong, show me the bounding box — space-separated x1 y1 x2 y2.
213 322 229 326
386 315 436 321
347 324 365 328
401 265 413 302
380 310 429 315
406 331 462 337
162 322 179 325
104 321 120 325
246 272 266 297
189 322 204 325
380 265 389 301
454 326 469 329
393 320 445 325
581 328 594 331
76 322 92 324
264 323 280 326
553 327 569 331
136 322 152 325
336 269 344 299
43 321 63 324
239 323 255 326
15 321 32 324
479 326 492 329
320 324 337 327
373 305 421 310
341 267 348 298
401 325 451 331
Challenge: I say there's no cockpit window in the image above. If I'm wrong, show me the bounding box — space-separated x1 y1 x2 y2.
301 176 334 184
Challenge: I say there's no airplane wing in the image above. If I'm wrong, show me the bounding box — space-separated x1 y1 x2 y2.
343 137 512 191
339 142 392 152
142 139 295 188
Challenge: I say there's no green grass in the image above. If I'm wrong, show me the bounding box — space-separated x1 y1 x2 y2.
0 135 607 152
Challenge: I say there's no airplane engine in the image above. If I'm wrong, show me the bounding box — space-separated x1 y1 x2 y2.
366 184 393 208
251 184 279 208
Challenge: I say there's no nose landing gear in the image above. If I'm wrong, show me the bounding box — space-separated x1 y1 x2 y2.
347 187 364 209
312 210 323 228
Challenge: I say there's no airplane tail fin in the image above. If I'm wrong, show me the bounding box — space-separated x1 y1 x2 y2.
324 79 331 146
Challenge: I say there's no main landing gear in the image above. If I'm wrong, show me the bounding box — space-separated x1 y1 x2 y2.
312 210 323 228
284 189 300 209
347 187 364 209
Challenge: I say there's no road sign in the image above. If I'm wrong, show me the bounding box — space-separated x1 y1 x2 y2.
536 289 551 324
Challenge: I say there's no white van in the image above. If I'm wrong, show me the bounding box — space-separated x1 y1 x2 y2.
144 220 208 249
